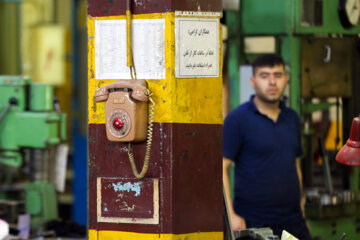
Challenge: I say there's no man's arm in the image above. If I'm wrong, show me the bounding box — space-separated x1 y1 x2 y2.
223 157 246 231
296 159 305 217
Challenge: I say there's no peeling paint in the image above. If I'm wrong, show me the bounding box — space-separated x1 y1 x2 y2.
112 181 142 196
185 132 200 136
118 147 128 153
90 69 95 79
134 0 143 7
119 202 136 211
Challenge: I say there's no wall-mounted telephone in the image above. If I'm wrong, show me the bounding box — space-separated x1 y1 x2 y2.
94 79 155 179
94 79 149 142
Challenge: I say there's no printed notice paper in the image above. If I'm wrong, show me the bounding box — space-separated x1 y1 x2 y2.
175 18 219 78
95 19 165 79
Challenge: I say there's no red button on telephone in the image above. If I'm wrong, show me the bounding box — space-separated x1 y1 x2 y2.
113 118 123 130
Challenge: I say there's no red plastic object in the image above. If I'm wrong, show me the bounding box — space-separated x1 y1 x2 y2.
112 117 123 130
336 115 360 166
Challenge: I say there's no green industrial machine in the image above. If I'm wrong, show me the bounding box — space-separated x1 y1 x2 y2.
225 0 360 239
0 75 66 232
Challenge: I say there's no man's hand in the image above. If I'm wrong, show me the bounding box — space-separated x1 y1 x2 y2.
230 212 246 231
223 158 246 231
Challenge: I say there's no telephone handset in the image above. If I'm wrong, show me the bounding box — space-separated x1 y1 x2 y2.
94 79 155 179
93 79 149 142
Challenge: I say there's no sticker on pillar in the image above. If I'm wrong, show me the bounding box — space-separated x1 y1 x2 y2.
175 18 219 78
97 178 159 224
94 19 165 79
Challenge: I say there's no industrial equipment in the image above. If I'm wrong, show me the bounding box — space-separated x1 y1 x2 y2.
224 0 360 239
0 75 66 233
235 228 279 240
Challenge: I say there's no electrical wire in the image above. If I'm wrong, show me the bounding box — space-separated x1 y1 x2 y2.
127 94 155 179
125 0 154 179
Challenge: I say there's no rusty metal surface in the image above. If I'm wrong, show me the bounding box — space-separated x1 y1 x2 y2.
88 122 222 233
88 0 222 17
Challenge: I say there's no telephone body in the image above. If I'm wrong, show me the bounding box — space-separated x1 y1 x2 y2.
94 79 149 142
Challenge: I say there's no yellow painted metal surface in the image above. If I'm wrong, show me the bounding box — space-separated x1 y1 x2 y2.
88 13 223 125
325 121 343 150
88 230 223 240
29 25 66 85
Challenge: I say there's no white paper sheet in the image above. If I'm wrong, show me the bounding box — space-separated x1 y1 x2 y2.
95 19 165 79
55 144 69 192
175 18 219 78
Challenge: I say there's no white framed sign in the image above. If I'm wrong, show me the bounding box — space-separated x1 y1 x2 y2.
175 18 220 78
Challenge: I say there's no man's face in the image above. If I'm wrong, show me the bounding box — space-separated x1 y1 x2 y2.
251 64 288 104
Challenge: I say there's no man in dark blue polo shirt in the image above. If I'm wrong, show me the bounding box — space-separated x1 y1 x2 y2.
223 54 311 240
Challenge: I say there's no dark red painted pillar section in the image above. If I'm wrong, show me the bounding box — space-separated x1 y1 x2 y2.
89 123 223 233
88 0 222 16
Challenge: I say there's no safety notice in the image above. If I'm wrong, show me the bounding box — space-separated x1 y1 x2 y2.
175 18 219 78
95 19 165 79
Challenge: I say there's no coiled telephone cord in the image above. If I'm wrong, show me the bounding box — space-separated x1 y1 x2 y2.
126 6 152 179
127 94 155 179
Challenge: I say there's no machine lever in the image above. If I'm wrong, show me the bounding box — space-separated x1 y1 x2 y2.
0 106 11 123
324 45 331 63
0 98 19 122
318 136 334 194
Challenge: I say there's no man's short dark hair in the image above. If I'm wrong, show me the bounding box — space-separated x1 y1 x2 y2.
251 54 285 75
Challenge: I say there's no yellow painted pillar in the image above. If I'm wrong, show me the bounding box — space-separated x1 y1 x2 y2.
88 1 223 239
